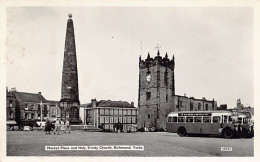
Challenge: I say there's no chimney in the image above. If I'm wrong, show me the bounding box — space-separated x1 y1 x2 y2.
131 102 134 107
38 92 42 95
11 87 16 92
91 98 97 107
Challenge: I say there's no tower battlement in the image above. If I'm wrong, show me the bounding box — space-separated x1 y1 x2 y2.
139 50 175 70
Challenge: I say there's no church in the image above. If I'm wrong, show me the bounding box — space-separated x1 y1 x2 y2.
137 50 217 129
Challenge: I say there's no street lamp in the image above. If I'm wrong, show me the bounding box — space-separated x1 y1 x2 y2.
40 101 43 128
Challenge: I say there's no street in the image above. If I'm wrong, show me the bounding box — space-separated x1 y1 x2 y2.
6 130 253 156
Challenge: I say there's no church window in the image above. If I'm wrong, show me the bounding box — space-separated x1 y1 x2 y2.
164 70 168 85
146 92 151 100
190 102 193 111
198 103 201 110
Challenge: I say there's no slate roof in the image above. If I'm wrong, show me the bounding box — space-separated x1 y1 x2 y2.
47 100 60 106
87 100 135 108
15 92 47 103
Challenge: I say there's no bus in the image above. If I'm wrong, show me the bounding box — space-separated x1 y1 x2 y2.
166 111 254 138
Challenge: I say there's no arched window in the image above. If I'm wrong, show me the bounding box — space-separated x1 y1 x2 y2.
205 104 208 110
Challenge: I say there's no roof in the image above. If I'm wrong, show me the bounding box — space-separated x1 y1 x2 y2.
15 92 47 103
168 110 232 116
87 100 135 108
47 100 60 105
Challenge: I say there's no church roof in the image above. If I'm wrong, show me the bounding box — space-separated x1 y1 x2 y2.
87 100 135 108
15 92 47 103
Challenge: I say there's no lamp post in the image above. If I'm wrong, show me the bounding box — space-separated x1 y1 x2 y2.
40 101 43 128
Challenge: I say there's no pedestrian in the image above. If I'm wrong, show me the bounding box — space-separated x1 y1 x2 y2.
44 118 51 135
60 119 65 133
54 118 61 135
65 119 71 133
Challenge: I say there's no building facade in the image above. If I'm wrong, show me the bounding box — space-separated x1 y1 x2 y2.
137 50 217 129
6 88 60 127
82 99 138 132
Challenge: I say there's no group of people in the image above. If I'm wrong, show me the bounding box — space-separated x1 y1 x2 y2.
45 118 70 135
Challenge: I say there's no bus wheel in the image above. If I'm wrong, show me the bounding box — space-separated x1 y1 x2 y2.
223 128 234 139
177 127 186 137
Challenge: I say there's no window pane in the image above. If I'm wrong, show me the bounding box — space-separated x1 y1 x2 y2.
123 109 126 115
132 110 136 115
194 117 202 123
186 117 193 122
178 117 185 122
203 117 211 123
100 117 104 124
114 109 118 115
132 117 136 123
119 117 122 123
127 116 131 123
172 117 177 122
105 109 109 115
105 116 109 123
100 109 104 115
127 109 131 115
110 109 113 115
119 109 122 115
123 117 126 123
114 117 118 123
213 116 221 123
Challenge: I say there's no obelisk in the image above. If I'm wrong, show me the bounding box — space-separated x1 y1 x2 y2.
60 13 80 124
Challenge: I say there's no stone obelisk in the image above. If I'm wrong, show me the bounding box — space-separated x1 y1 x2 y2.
60 13 80 124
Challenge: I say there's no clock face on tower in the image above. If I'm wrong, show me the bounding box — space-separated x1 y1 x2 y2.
146 74 151 82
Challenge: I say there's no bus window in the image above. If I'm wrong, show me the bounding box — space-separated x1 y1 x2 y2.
243 118 248 124
237 117 242 124
194 117 202 123
203 117 211 123
172 117 177 123
168 117 172 123
223 115 228 123
213 116 221 123
178 117 185 122
228 116 233 123
186 117 193 123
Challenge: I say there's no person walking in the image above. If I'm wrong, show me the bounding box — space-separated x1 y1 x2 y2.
60 119 65 133
65 119 71 133
44 118 51 135
54 118 61 135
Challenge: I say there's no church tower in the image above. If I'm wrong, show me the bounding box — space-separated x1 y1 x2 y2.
60 13 80 124
137 50 175 129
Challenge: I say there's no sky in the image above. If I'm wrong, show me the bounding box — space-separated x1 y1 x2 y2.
6 6 254 108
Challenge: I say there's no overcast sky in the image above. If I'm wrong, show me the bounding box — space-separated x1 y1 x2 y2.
6 6 254 108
